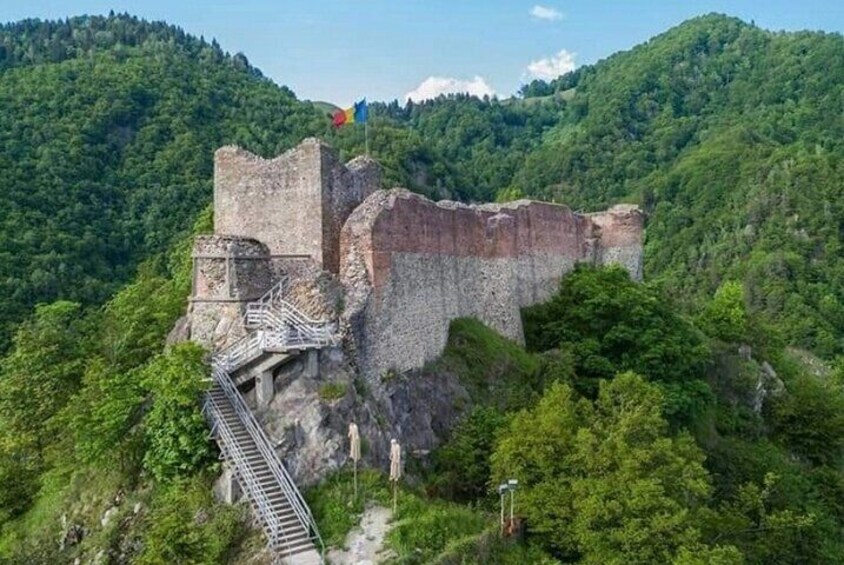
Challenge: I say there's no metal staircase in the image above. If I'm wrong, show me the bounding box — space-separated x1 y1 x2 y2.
216 280 336 374
204 279 336 563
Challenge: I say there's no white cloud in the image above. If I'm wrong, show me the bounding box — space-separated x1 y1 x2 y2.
525 49 577 80
529 5 563 21
404 76 496 102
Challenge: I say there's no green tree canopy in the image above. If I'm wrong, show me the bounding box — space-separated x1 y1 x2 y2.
491 373 738 563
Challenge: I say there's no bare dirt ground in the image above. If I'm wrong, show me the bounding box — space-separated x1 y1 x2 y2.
326 505 393 565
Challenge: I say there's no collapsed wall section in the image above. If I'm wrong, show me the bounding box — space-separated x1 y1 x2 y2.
213 139 380 273
589 204 645 280
340 190 646 381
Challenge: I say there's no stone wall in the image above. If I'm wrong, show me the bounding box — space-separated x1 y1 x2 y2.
340 190 644 381
214 138 380 273
200 137 644 382
588 204 645 280
189 235 274 349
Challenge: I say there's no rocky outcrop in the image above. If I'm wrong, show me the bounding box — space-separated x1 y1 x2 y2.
244 346 471 485
753 360 786 413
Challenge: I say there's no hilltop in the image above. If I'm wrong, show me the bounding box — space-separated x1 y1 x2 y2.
363 14 844 357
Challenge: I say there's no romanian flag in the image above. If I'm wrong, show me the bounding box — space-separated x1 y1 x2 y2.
332 99 368 127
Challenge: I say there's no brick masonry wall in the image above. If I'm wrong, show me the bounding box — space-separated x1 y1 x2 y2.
340 190 644 381
589 204 645 280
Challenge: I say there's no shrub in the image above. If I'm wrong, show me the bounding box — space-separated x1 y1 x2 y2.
141 343 214 481
432 406 507 502
318 382 347 401
137 476 245 565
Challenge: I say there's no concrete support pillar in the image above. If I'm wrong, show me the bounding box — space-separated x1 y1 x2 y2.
256 369 274 408
218 466 241 504
304 349 319 378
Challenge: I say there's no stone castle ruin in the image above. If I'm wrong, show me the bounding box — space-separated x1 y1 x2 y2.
187 137 643 561
191 137 643 382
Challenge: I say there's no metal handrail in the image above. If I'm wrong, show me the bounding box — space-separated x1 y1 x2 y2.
210 366 325 557
255 277 289 307
204 391 298 551
218 299 337 373
203 277 336 560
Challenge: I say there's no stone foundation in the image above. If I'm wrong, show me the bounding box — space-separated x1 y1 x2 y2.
189 235 274 349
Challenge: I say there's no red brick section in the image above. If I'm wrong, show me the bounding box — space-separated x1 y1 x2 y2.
349 192 599 293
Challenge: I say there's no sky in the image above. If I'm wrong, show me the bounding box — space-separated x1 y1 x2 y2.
2 1 844 106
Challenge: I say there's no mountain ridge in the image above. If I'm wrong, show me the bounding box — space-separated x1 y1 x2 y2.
1 12 843 359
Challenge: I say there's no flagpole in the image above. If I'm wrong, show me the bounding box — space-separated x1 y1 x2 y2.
365 119 370 156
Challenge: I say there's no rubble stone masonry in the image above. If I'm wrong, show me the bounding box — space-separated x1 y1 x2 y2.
196 138 644 382
214 138 380 273
340 190 644 381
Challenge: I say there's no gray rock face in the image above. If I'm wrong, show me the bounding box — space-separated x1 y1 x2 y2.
254 348 387 486
165 315 191 347
753 360 786 413
251 348 471 486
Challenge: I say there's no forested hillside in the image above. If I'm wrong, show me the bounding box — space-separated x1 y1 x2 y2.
514 15 844 357
354 15 844 358
6 14 842 360
0 12 843 564
0 14 327 350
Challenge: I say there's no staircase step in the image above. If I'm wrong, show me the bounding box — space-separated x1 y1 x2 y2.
280 548 322 565
209 362 324 561
276 530 311 546
277 514 304 527
277 540 319 560
275 534 314 551
262 490 291 502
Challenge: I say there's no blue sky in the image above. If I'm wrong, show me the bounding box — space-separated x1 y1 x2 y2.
3 1 844 106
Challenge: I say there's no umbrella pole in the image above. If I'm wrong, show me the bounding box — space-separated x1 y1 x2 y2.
353 459 358 499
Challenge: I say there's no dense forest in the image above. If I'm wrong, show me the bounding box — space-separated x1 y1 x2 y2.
0 14 329 351
2 14 843 360
0 11 842 564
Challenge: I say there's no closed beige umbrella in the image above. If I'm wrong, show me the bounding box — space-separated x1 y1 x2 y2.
389 439 401 511
348 422 361 497
348 422 361 461
389 439 401 481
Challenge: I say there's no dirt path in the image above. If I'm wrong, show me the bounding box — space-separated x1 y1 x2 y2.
326 505 393 565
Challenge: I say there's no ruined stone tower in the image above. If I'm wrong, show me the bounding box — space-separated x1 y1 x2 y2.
213 138 381 273
190 139 380 349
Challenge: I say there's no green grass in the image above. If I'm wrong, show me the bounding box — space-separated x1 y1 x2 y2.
0 466 249 564
318 382 348 401
304 469 388 547
431 528 561 565
0 465 127 561
385 503 487 564
433 318 543 410
305 469 497 562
